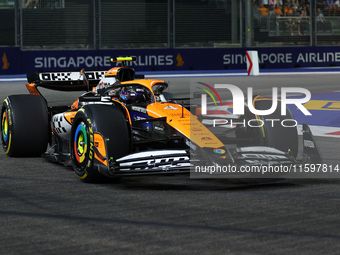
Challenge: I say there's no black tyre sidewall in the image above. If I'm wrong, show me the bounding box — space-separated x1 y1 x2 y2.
1 95 49 157
255 100 298 157
70 104 130 182
70 111 97 182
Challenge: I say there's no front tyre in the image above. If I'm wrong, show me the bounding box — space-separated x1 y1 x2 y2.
71 118 97 182
70 104 130 183
255 100 298 157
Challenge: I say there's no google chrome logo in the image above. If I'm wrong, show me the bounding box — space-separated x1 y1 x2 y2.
213 148 225 154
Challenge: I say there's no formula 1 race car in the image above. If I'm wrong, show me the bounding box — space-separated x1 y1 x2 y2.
1 57 322 182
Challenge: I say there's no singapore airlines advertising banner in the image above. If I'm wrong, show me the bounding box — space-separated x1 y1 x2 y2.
1 46 340 75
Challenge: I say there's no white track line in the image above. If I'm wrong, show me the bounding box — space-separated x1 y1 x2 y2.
0 78 27 82
297 125 340 138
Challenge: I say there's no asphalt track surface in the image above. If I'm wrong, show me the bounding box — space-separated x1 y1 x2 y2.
1 74 340 255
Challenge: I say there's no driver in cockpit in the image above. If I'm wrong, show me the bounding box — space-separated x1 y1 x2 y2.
119 86 149 105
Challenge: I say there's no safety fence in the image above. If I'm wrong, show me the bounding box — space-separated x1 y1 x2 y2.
1 0 339 50
2 0 340 74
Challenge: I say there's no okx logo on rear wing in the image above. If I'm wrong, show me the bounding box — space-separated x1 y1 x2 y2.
26 70 106 92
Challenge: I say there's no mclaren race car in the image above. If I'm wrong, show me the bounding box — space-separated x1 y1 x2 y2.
1 57 322 182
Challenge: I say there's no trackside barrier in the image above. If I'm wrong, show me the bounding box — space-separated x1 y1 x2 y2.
2 47 340 75
246 51 259 76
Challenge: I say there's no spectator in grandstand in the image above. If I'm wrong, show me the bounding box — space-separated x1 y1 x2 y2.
305 2 311 16
324 0 335 15
291 0 300 10
334 0 340 15
259 3 269 15
285 9 298 35
262 0 269 7
301 5 309 16
254 0 261 7
317 0 326 10
284 3 294 16
269 4 276 15
300 9 308 17
297 9 308 35
295 5 303 15
316 8 332 31
269 0 277 6
316 7 325 21
275 4 283 16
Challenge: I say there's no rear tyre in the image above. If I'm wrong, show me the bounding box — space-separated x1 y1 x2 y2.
70 104 130 183
1 95 49 157
255 100 298 157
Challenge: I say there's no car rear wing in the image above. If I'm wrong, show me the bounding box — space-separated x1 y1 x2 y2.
27 70 107 91
26 57 144 92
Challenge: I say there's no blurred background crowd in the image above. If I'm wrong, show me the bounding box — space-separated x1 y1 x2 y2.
254 0 339 17
252 0 338 38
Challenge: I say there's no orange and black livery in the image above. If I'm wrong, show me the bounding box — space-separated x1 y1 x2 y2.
1 57 322 183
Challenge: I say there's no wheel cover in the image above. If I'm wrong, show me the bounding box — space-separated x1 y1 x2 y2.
2 111 8 143
74 122 87 163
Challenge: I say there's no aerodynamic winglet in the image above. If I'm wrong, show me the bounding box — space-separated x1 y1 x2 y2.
302 123 323 164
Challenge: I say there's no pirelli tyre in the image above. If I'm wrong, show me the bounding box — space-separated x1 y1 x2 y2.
1 95 49 157
70 104 131 183
254 99 298 158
